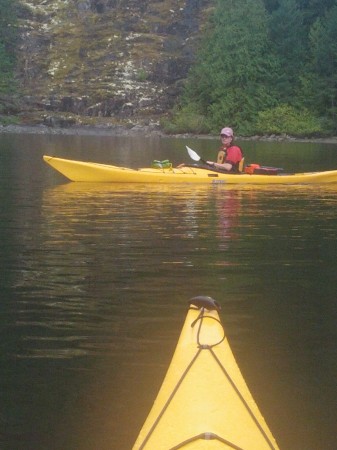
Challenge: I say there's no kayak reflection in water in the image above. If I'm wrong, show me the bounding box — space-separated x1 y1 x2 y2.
206 127 244 173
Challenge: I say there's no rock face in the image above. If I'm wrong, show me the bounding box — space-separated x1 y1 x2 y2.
17 0 213 126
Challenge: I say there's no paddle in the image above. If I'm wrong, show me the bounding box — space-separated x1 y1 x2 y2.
186 146 209 166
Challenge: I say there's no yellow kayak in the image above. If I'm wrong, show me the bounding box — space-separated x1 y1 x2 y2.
43 155 337 184
133 297 280 449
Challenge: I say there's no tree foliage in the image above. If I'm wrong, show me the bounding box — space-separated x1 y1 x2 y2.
168 0 337 136
306 4 337 128
268 0 306 102
181 0 278 134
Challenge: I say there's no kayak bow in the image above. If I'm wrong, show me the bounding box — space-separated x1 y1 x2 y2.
133 297 280 449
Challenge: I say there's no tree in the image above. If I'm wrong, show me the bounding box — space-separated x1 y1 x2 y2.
263 0 280 13
268 0 306 103
181 0 278 134
296 0 336 27
306 4 337 129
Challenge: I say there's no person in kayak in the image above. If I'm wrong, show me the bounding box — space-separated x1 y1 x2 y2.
207 127 243 172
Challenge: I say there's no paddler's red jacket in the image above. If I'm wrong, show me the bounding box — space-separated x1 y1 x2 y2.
217 145 243 172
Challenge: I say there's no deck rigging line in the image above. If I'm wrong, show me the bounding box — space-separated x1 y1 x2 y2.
137 307 278 450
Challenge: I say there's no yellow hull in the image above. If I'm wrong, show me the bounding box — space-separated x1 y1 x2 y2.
133 298 280 449
43 155 337 184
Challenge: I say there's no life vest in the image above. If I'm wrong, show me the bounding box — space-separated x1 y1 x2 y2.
217 145 243 172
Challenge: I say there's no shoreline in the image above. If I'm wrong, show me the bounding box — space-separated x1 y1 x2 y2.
1 123 337 144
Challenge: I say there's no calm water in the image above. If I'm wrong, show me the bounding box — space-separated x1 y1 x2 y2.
0 132 336 450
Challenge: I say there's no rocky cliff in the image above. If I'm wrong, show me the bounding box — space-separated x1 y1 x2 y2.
16 0 213 128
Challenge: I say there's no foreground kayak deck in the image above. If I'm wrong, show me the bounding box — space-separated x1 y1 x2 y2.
43 155 337 184
133 297 280 450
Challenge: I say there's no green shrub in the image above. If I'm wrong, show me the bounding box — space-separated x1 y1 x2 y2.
0 115 20 125
255 104 324 136
135 69 148 82
161 106 210 134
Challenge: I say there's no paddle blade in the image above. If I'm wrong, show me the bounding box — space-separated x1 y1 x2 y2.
186 146 201 162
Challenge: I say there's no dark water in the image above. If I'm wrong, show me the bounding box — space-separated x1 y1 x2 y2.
0 132 336 450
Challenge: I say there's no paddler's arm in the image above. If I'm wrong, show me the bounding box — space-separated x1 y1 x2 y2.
207 161 233 171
